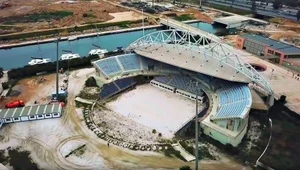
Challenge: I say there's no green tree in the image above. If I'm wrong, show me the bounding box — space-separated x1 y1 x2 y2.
0 67 3 78
179 166 192 170
273 0 282 10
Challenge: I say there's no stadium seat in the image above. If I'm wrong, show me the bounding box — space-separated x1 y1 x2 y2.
99 83 120 99
95 57 122 76
215 81 251 119
115 78 136 90
117 54 140 71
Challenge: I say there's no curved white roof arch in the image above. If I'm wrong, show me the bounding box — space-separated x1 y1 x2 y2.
126 29 273 95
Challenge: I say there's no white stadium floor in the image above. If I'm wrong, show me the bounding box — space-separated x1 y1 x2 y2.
105 84 203 138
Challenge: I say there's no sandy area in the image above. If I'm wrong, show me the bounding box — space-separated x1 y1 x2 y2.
106 84 203 138
106 11 144 23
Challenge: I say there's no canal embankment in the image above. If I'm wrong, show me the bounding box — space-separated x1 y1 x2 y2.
0 24 162 50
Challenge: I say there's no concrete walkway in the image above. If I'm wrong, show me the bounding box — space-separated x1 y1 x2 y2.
172 143 195 162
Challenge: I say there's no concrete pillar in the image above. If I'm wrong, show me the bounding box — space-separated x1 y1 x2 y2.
267 94 274 107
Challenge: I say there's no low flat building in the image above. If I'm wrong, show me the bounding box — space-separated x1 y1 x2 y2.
236 34 300 65
0 103 62 124
214 15 268 29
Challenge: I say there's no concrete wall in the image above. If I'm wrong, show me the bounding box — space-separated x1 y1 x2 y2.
20 116 29 121
202 122 248 147
235 37 245 49
216 120 227 129
202 115 249 147
53 112 61 118
45 113 53 119
29 115 37 120
265 46 286 64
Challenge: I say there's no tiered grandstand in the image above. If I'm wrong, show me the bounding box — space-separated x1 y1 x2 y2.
92 53 180 80
99 77 136 100
90 29 272 147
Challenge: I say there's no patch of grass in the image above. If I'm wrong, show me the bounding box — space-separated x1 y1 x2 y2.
119 23 129 28
163 145 186 161
0 150 8 165
8 148 40 170
1 11 73 24
0 20 143 41
174 14 195 21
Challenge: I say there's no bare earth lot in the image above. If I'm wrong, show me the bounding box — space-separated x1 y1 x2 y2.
0 0 143 34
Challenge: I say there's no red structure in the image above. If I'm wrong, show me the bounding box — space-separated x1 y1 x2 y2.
5 100 25 109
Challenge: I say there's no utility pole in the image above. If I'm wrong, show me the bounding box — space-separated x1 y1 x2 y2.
56 36 60 101
195 81 199 170
142 9 145 36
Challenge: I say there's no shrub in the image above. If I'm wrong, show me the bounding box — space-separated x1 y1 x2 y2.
0 67 3 78
179 141 194 155
179 166 192 170
83 13 88 18
174 14 195 21
152 129 156 134
7 55 99 79
1 82 9 90
158 133 162 137
85 77 97 87
2 79 18 90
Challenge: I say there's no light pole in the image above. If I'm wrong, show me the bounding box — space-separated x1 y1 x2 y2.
56 36 60 100
142 9 145 37
195 81 199 170
190 80 200 170
200 0 202 9
256 118 272 166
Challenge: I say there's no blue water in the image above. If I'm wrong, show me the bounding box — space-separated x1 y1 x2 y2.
190 22 220 34
0 28 159 70
0 22 230 70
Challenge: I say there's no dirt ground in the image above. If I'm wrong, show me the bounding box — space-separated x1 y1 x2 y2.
0 0 129 32
0 73 61 108
185 8 214 23
105 11 144 23
172 7 214 23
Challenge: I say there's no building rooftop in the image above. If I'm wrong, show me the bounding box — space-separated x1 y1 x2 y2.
0 103 62 119
214 15 269 26
242 34 300 55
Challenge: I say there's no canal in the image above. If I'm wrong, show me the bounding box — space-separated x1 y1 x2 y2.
0 22 232 70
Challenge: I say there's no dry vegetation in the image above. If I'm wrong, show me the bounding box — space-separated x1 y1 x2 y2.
0 0 128 33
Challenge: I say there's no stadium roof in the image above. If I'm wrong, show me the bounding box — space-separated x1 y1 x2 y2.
0 103 62 119
242 34 300 55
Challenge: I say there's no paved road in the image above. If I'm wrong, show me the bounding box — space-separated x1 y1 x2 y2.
207 0 298 21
